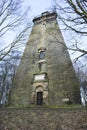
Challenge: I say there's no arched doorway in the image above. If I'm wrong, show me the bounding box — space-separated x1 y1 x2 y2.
37 92 43 105
32 84 48 105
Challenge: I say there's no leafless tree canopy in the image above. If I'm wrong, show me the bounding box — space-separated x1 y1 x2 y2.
54 0 87 34
53 0 87 60
0 50 21 105
0 0 31 61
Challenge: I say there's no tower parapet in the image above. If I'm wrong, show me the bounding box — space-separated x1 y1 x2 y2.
33 11 57 24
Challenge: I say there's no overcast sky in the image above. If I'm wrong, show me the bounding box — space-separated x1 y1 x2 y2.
23 0 53 19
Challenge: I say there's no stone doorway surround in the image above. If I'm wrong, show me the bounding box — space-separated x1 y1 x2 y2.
31 82 48 105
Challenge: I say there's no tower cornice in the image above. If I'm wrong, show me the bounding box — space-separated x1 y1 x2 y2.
33 11 57 24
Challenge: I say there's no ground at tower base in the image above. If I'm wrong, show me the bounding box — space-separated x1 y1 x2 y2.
0 107 87 130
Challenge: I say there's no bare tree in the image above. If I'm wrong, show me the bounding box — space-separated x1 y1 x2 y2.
76 65 87 106
53 0 87 60
0 50 21 106
54 0 87 34
0 0 31 61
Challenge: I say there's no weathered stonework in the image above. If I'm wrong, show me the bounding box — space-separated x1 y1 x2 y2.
10 11 80 107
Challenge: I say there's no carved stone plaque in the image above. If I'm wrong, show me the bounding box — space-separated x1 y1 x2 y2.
34 74 45 81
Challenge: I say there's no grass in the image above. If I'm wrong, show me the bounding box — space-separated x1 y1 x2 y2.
5 104 84 109
47 104 83 109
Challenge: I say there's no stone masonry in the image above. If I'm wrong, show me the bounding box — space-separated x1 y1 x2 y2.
10 11 81 107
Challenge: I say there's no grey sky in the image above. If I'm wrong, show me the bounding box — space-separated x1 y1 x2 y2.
24 0 53 18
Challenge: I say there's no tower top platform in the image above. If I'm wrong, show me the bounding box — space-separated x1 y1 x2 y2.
33 11 57 23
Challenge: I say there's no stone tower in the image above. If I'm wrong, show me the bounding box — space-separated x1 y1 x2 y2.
10 11 80 107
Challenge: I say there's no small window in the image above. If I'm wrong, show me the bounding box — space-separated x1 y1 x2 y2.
42 22 46 27
38 47 46 60
39 51 45 59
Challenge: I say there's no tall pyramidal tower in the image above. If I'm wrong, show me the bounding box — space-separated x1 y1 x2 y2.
10 11 80 107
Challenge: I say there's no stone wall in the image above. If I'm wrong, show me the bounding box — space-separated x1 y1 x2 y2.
0 107 87 130
10 12 80 106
